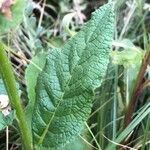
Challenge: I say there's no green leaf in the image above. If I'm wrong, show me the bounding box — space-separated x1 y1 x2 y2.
36 134 91 150
57 128 91 150
25 52 47 130
111 49 144 68
49 37 64 48
32 2 114 149
0 111 14 130
111 39 144 68
0 0 25 34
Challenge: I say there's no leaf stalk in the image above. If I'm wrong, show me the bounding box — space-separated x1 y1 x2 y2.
0 42 33 150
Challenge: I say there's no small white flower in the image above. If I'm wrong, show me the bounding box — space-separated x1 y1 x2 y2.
2 105 11 116
0 94 11 116
0 94 9 109
143 3 150 11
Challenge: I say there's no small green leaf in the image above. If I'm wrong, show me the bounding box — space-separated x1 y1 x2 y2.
49 37 64 48
0 111 14 130
0 0 25 34
111 48 144 68
32 2 114 149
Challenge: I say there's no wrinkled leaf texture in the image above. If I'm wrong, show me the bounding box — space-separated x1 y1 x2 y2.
32 2 114 149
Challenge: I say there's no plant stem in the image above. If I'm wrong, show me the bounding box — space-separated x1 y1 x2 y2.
112 65 118 141
124 49 150 127
0 42 33 149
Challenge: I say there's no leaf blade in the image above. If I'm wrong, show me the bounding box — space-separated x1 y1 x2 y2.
32 2 114 148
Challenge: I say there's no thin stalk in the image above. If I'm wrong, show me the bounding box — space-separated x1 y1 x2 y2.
136 0 148 50
98 94 105 149
6 126 8 150
118 0 136 40
124 49 150 127
0 42 33 149
85 122 102 150
125 69 129 107
112 12 118 143
113 65 118 141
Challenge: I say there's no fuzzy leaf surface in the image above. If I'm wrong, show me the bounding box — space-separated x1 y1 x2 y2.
32 2 114 148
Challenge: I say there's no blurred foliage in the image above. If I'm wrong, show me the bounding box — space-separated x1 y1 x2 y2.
0 0 25 33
